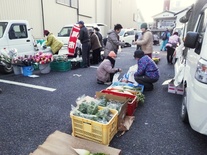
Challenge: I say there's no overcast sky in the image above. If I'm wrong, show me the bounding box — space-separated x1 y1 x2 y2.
136 0 196 22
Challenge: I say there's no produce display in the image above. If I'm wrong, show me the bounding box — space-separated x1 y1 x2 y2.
71 96 125 124
53 54 68 62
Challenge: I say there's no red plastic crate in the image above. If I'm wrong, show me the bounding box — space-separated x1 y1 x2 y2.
100 90 138 116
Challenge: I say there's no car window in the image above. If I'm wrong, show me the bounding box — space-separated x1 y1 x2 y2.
9 24 28 40
58 27 72 37
0 22 7 38
195 9 207 55
119 29 125 36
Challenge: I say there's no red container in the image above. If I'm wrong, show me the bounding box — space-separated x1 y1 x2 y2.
100 90 138 116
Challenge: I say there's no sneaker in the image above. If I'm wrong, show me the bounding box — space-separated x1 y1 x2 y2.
104 82 112 85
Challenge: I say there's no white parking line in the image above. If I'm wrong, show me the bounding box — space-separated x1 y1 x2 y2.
0 79 56 92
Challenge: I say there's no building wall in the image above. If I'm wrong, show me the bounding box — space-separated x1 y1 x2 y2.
0 0 43 38
0 0 138 39
43 0 77 39
111 0 138 29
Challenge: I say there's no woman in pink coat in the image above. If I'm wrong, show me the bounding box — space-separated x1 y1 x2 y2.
165 32 181 64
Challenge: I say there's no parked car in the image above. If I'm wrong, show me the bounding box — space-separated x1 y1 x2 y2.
57 23 106 57
174 1 207 135
119 28 135 47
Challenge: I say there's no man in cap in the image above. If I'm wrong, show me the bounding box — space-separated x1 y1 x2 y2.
133 50 160 91
78 21 90 68
133 23 153 58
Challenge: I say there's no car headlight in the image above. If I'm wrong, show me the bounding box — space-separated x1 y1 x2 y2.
195 58 207 84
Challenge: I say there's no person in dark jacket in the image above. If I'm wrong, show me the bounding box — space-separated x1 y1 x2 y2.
88 29 102 64
94 27 103 49
134 50 160 91
78 21 90 68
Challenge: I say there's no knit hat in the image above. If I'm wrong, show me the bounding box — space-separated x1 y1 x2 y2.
43 30 49 36
108 51 117 58
140 23 148 29
134 50 144 58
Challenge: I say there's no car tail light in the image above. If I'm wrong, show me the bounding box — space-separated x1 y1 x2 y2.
195 58 207 84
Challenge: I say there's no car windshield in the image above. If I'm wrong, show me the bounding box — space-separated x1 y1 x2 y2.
119 29 125 36
0 22 8 38
58 27 72 37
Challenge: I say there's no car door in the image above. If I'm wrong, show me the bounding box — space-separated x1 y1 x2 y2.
7 23 34 54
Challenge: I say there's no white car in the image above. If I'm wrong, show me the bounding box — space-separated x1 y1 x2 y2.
119 28 135 47
174 3 207 135
57 23 106 57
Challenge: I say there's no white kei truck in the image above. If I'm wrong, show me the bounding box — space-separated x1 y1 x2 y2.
174 2 207 135
0 20 71 74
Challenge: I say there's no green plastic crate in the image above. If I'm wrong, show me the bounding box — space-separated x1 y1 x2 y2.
50 60 71 72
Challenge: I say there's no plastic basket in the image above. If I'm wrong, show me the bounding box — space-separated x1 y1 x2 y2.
70 107 118 145
50 60 71 72
22 66 34 76
100 90 138 116
70 61 80 70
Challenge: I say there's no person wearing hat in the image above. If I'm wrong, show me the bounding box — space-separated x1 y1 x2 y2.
43 30 63 54
78 21 90 68
88 29 102 64
94 27 104 61
104 24 126 56
96 51 121 85
132 23 153 58
134 50 160 91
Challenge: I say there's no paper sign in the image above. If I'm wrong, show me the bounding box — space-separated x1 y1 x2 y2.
68 25 80 56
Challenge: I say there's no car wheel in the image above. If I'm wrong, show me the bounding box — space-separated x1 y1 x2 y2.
0 64 13 74
181 88 189 123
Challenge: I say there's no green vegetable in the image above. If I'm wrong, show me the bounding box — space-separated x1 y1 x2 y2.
137 92 145 103
87 101 98 115
78 102 88 114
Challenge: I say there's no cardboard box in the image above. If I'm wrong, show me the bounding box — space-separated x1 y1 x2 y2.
100 89 138 116
168 80 184 95
30 130 121 155
96 92 129 130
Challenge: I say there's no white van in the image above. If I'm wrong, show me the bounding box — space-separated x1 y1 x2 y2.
118 28 135 47
57 23 106 56
175 4 207 135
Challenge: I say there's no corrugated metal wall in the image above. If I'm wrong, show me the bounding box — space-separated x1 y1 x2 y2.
0 0 138 39
0 0 43 38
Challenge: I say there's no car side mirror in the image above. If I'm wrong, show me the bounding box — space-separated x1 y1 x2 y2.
184 31 199 48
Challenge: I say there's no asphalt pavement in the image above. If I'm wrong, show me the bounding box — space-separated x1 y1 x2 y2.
0 45 207 155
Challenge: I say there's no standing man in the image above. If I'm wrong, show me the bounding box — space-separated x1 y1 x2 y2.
78 21 90 68
133 23 153 58
104 24 125 56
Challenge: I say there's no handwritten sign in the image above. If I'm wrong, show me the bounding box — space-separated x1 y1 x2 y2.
68 25 80 56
